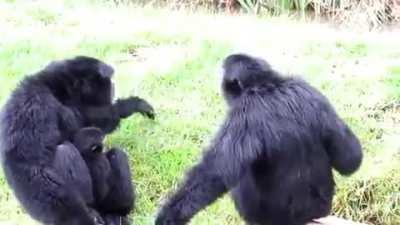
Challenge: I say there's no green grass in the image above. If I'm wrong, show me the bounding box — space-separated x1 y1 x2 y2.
0 0 400 225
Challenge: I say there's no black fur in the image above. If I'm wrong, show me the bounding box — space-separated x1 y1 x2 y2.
155 54 362 225
0 56 154 225
52 142 103 225
71 127 134 219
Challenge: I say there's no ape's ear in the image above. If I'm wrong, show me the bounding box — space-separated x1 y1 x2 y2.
98 62 114 78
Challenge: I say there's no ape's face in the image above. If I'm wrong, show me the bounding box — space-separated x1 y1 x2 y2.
67 56 115 105
73 127 105 155
45 56 116 106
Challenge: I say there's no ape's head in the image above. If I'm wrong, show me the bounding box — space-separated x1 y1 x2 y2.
43 56 115 105
221 54 282 105
73 127 105 156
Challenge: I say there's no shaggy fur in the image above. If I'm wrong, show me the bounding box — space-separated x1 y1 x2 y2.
0 56 154 225
71 127 134 217
155 54 362 225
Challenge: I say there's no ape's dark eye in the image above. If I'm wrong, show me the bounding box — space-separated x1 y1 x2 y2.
225 79 242 96
91 144 103 153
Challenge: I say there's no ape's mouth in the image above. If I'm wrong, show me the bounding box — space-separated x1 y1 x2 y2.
91 144 103 153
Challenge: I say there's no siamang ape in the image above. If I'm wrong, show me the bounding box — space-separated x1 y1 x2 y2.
155 54 363 225
52 142 102 225
71 127 110 204
71 127 134 219
0 56 154 225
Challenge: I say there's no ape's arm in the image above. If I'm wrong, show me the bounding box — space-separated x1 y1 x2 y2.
58 105 82 140
79 105 119 134
81 97 155 133
322 111 362 175
156 131 263 225
156 150 228 225
114 97 155 119
156 112 265 225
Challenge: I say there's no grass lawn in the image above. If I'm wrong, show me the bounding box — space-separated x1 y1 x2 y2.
0 0 399 225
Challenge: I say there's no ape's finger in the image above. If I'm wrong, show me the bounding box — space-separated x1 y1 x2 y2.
147 111 156 120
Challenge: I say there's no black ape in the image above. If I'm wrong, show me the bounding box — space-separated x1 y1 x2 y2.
71 127 134 218
72 127 110 204
52 142 102 225
53 127 134 225
0 56 154 225
156 54 362 225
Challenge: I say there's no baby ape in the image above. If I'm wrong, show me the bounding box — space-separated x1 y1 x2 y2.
0 56 154 225
156 54 363 225
53 127 133 225
72 127 134 218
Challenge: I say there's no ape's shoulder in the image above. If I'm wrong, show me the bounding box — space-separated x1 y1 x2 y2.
282 76 331 104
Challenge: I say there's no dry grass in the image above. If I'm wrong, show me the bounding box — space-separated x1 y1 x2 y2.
311 0 400 30
123 0 400 30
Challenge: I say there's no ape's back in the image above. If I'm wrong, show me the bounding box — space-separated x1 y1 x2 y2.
230 79 336 225
232 140 334 225
1 77 63 165
0 77 75 222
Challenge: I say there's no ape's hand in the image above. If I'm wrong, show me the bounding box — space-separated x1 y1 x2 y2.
87 207 106 225
136 97 156 119
115 97 155 119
